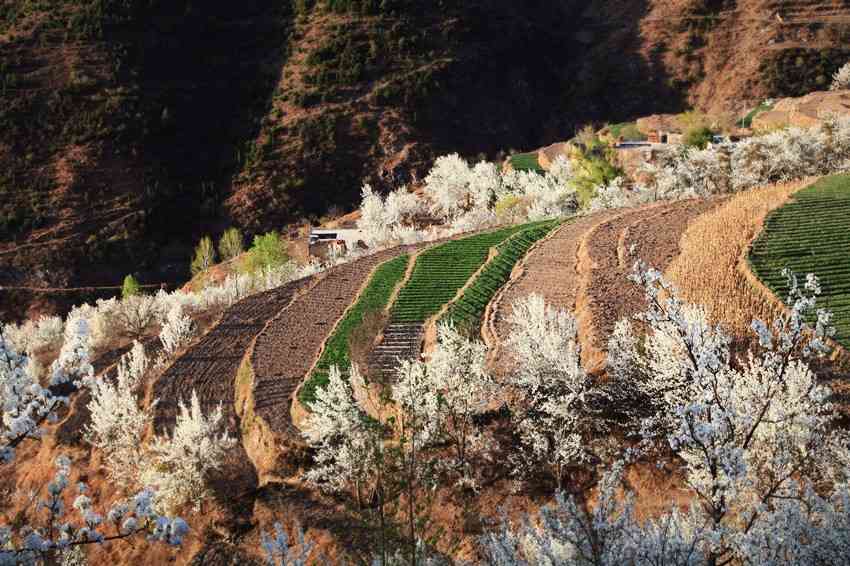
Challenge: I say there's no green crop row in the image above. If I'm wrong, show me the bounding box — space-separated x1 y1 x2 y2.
299 254 409 406
749 174 850 347
391 225 536 323
441 219 562 333
509 152 544 173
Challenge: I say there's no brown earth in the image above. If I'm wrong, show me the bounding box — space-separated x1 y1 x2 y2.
248 246 420 443
488 211 620 378
152 280 315 436
577 199 721 371
0 191 839 564
490 200 720 376
752 89 850 129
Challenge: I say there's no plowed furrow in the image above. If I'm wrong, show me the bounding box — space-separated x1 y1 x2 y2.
153 279 308 435
490 211 619 377
251 247 417 438
580 199 719 370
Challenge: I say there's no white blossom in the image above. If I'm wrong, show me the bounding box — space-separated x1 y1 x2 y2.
423 154 479 222
831 62 850 91
140 391 235 513
357 184 423 249
482 461 705 565
625 262 846 562
421 322 496 484
84 342 152 486
303 365 384 502
0 458 187 562
2 315 64 355
504 295 602 489
102 294 161 338
158 304 195 360
0 334 70 464
261 522 314 566
643 116 850 199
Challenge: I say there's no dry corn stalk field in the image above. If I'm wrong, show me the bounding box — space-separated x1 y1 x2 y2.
664 180 809 339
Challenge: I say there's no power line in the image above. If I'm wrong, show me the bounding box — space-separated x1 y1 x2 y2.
0 283 169 293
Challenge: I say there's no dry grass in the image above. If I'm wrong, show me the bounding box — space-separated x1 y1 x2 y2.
349 309 389 375
664 180 809 338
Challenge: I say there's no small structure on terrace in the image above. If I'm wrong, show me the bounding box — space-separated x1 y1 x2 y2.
636 113 685 146
308 227 365 258
537 142 575 169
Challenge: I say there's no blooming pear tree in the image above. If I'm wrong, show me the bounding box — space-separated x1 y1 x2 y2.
501 165 578 220
422 153 577 231
0 318 95 464
641 116 850 201
84 342 234 514
0 456 189 566
482 461 705 565
105 294 162 339
303 365 383 505
261 522 315 566
423 154 487 222
158 304 196 360
587 176 650 212
302 365 413 562
84 341 152 486
503 294 607 490
424 322 496 484
358 184 423 249
140 391 235 513
2 315 64 355
0 322 189 563
606 263 848 562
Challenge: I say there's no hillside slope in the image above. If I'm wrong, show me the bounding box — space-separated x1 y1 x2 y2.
2 0 850 320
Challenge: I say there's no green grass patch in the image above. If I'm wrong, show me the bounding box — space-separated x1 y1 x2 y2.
392 223 546 323
749 174 850 347
609 122 647 142
299 254 409 405
441 219 562 333
509 152 544 173
740 100 775 128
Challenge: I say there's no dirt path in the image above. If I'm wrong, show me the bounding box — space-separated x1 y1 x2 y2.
250 246 419 439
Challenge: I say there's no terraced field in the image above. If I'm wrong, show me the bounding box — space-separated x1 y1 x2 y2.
368 223 546 379
488 212 620 377
250 246 419 438
299 254 410 406
392 226 527 323
578 199 718 370
750 174 850 346
441 220 561 332
152 278 311 435
509 152 544 173
489 200 718 374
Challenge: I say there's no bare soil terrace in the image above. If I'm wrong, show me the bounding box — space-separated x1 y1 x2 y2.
579 199 721 371
249 246 422 439
490 200 720 375
152 279 312 436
